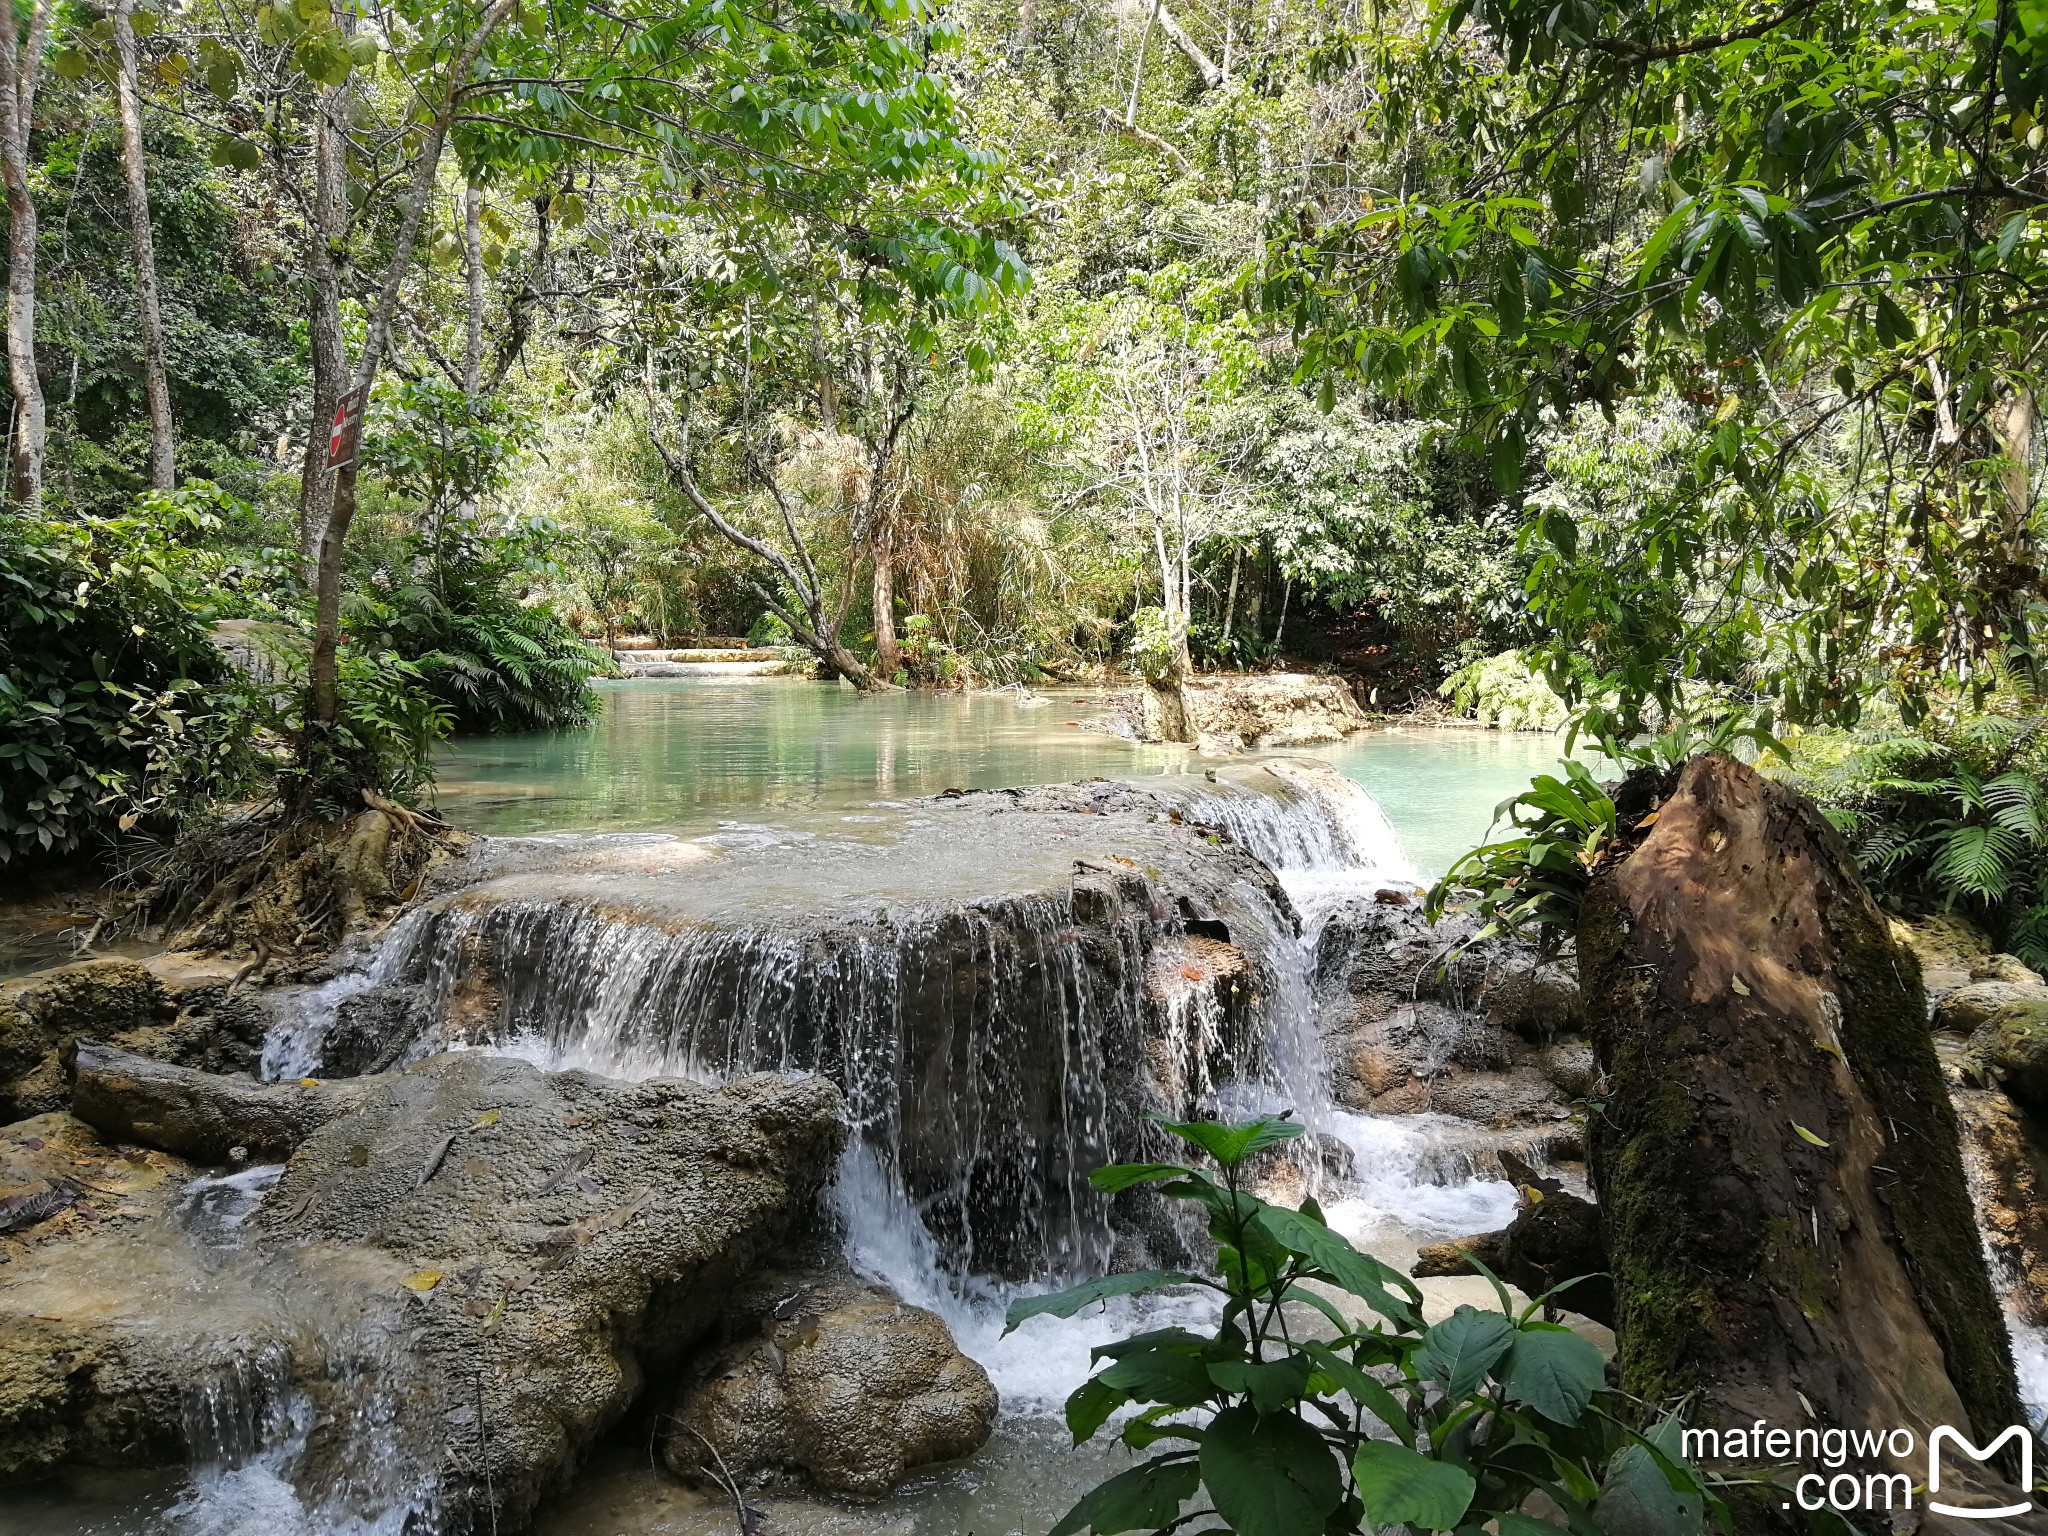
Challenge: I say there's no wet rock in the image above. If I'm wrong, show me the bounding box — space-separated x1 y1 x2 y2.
1410 1185 1612 1327
1972 953 2046 986
663 1270 996 1497
1937 978 2048 1036
1133 673 1373 751
1536 1041 1597 1098
1962 1003 2048 1115
68 1039 363 1163
1954 1088 2048 1325
0 1112 205 1483
319 984 427 1077
0 1051 845 1531
1482 963 1583 1042
0 956 270 1122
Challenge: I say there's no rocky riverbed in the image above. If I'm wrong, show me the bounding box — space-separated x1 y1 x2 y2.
9 758 1961 1534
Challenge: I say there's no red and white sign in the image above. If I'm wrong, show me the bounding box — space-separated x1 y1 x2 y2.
326 386 366 470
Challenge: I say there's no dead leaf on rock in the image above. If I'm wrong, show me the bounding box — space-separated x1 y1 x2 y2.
473 1109 500 1128
401 1269 444 1292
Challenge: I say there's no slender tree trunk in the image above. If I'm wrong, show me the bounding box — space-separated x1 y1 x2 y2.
872 520 900 681
461 182 484 393
298 79 348 562
0 0 51 505
306 0 518 767
1221 549 1239 647
111 0 173 489
1009 0 1037 62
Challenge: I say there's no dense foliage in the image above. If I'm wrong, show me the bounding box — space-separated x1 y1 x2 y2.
0 493 264 861
1013 1114 1718 1535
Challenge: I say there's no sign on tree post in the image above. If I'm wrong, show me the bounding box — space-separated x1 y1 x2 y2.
327 386 366 471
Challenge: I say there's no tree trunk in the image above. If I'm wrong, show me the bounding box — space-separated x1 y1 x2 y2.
1152 1 1220 88
1010 0 1038 61
1579 753 2030 1531
462 182 485 394
0 0 50 505
111 0 174 490
872 524 900 681
305 0 518 768
297 80 348 563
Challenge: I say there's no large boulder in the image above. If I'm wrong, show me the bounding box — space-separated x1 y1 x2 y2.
662 1271 997 1497
0 1048 845 1532
1129 673 1374 751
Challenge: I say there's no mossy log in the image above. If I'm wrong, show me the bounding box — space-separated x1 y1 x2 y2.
1579 753 2030 1531
65 1039 360 1162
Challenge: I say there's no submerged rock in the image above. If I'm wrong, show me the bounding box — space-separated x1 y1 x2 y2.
0 1051 844 1532
663 1270 997 1497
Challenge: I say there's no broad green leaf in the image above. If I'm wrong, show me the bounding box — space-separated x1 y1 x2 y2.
1089 1161 1194 1192
1098 1348 1216 1407
1048 1456 1200 1536
1154 1114 1304 1167
1301 1340 1413 1446
1499 1324 1607 1423
1065 1376 1126 1444
1255 1205 1423 1328
1003 1271 1204 1333
1208 1353 1314 1414
1200 1405 1344 1536
1414 1305 1515 1400
1351 1440 1476 1531
1595 1417 1707 1535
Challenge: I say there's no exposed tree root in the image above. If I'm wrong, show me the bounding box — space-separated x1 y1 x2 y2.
118 795 468 977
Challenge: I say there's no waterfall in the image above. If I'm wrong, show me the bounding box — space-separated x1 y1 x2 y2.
255 764 1517 1422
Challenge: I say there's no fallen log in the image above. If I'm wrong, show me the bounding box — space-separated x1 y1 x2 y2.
1580 753 2031 1531
64 1039 361 1163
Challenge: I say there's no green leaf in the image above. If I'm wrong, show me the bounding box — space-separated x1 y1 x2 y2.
1200 1406 1344 1536
1595 1416 1707 1535
1499 1324 1607 1423
1154 1114 1304 1167
1256 1205 1424 1329
1351 1440 1477 1531
1098 1348 1217 1407
1090 1161 1194 1192
1208 1353 1314 1414
1003 1270 1204 1332
1049 1456 1200 1536
1414 1305 1516 1400
1065 1375 1127 1444
51 48 93 80
1300 1340 1414 1445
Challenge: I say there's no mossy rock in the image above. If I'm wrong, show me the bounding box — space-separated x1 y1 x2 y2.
1966 1002 2048 1114
0 961 172 1120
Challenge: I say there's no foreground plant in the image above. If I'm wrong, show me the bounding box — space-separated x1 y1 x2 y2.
1008 1115 1717 1535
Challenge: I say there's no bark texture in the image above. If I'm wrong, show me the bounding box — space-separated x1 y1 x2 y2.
1579 753 2028 1531
0 0 50 504
111 0 174 489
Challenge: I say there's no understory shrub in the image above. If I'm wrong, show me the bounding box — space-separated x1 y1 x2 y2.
1014 1114 1717 1535
1789 694 2048 969
1440 651 1571 733
344 513 606 734
0 495 274 863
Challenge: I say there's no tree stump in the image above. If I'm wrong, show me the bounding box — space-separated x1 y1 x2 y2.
1579 754 2031 1531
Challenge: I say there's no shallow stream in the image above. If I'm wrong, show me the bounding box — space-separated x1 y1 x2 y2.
0 682 1602 1535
